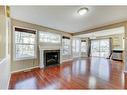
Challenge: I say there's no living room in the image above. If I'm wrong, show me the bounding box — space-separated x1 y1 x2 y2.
0 6 127 90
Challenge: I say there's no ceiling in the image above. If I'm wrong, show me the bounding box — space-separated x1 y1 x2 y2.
75 27 124 38
10 6 127 33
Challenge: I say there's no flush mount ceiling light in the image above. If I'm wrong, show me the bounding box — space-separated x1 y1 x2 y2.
78 7 88 15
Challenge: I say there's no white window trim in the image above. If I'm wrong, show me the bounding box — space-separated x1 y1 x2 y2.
81 41 87 53
62 38 71 56
13 26 37 61
72 38 81 58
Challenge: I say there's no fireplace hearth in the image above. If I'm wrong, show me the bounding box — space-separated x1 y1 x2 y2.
44 50 60 67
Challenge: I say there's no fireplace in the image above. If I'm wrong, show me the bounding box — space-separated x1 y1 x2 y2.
44 50 60 67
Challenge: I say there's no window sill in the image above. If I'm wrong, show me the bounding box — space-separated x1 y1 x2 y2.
14 57 36 61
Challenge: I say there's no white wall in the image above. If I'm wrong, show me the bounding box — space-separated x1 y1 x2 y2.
124 24 127 71
0 6 11 89
11 19 72 72
0 56 10 89
0 6 6 60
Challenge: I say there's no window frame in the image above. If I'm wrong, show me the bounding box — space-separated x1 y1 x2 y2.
72 38 81 58
81 40 87 53
13 26 37 61
39 31 61 44
62 37 71 56
90 38 110 58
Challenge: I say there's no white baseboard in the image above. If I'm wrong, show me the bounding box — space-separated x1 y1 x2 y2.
62 58 73 63
11 66 39 74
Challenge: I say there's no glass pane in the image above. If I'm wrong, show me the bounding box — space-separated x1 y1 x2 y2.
15 31 35 44
91 39 110 58
62 39 70 55
91 40 100 57
72 39 80 57
76 40 80 53
39 32 61 43
81 41 87 52
72 39 76 53
16 44 35 59
100 39 110 58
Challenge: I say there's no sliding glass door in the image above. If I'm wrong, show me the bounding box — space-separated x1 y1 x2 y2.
91 39 110 58
99 39 110 57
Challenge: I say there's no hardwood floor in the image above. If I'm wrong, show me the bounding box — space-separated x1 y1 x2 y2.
9 57 124 89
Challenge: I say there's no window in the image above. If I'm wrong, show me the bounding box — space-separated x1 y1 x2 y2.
14 27 36 60
62 36 71 55
72 39 76 53
91 39 110 58
72 38 80 57
39 31 61 43
72 39 80 53
75 40 80 53
81 40 87 53
91 40 100 57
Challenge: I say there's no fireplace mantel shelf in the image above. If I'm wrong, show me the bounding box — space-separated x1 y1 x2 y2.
40 48 60 50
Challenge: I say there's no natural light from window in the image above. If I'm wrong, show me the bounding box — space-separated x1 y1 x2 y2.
39 31 61 43
62 38 70 55
81 40 87 53
15 30 36 60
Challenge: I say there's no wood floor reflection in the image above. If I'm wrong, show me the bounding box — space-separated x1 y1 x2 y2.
9 57 124 89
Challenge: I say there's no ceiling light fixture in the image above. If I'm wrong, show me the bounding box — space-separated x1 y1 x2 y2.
78 7 88 15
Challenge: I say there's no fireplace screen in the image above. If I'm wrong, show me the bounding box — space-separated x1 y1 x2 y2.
44 50 60 67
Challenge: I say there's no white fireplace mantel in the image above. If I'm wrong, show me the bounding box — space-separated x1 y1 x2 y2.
39 47 62 68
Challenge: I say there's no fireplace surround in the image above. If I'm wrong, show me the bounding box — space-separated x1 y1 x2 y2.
44 50 60 67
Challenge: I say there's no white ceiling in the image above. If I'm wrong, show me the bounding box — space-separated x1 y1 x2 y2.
75 27 124 38
10 6 127 33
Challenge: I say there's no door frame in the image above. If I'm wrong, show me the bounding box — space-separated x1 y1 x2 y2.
90 38 111 58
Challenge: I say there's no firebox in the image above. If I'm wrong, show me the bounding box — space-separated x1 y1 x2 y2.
44 50 60 67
